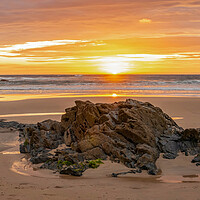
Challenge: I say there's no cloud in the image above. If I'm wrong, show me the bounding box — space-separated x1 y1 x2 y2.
0 39 106 64
0 39 87 52
139 18 152 23
1 0 200 43
140 33 200 38
26 56 77 62
176 52 200 60
0 39 89 59
99 54 185 62
0 52 20 56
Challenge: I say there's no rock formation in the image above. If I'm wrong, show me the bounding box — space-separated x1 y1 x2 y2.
17 99 200 176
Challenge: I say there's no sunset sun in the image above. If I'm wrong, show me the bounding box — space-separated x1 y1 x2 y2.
0 0 200 199
95 57 131 74
101 62 130 74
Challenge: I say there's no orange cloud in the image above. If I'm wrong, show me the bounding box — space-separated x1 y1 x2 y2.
0 1 200 74
139 18 152 23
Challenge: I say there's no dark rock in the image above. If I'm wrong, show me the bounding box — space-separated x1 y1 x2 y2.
163 153 177 159
19 143 30 153
181 129 200 142
19 120 64 153
0 121 21 129
165 141 179 154
60 167 83 176
192 154 200 163
60 99 182 174
18 99 200 176
30 154 51 164
111 170 136 177
148 167 158 175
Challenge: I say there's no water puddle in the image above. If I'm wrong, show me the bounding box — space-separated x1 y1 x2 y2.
11 158 60 179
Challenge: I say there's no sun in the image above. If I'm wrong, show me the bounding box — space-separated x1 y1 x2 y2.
102 62 129 74
112 93 118 97
97 57 131 74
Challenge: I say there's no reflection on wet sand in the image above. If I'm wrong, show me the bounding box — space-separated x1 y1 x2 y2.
158 174 200 183
0 112 64 118
1 151 20 155
10 156 200 184
172 117 184 120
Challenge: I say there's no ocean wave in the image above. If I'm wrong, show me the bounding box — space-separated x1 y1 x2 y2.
1 75 200 86
0 75 200 97
0 85 200 91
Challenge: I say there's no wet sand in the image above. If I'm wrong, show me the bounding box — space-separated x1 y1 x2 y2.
0 97 200 128
0 134 200 200
0 97 200 199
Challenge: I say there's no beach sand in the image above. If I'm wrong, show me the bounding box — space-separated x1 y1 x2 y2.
0 97 200 128
0 97 200 200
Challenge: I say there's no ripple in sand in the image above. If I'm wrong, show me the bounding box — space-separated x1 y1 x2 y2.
158 175 200 183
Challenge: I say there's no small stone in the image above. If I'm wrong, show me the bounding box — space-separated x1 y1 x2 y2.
192 154 200 163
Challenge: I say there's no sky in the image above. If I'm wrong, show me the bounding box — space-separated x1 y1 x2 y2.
0 0 200 74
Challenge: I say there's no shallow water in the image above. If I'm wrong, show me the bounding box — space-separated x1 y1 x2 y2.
1 75 200 99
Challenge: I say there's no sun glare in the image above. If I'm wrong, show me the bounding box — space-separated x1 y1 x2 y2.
112 93 118 97
102 62 130 74
95 57 131 74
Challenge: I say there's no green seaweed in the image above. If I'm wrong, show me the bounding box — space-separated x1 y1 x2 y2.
57 160 72 166
62 161 72 166
24 138 29 146
88 159 104 169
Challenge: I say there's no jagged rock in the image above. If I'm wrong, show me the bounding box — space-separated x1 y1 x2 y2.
181 129 200 142
0 121 21 129
30 153 51 164
18 99 200 176
60 99 182 174
19 120 64 154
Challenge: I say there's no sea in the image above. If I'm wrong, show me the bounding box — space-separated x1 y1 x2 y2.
0 74 200 98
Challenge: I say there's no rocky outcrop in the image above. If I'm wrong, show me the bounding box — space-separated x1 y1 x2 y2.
59 99 183 174
18 99 200 176
0 120 24 129
19 120 64 154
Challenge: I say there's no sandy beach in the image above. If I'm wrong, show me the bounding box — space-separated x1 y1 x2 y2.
0 97 200 128
1 0 200 198
0 97 200 200
0 132 200 200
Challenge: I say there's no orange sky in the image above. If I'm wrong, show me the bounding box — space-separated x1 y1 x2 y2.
0 0 200 74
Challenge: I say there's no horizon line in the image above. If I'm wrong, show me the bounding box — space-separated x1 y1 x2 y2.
1 73 200 76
